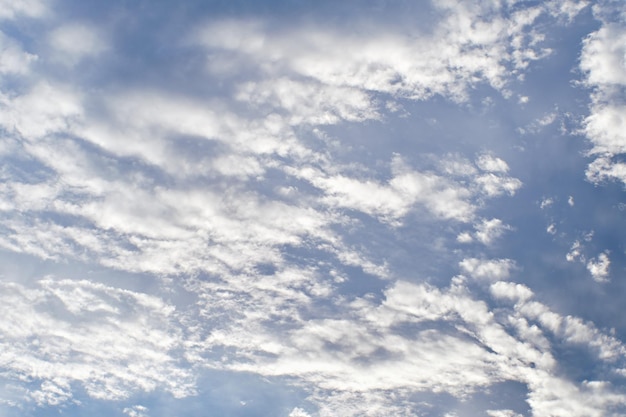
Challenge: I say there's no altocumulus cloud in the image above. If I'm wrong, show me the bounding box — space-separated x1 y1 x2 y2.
1 0 626 416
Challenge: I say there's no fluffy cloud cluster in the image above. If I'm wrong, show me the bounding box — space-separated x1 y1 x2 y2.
189 275 626 417
196 0 564 108
580 2 626 184
566 237 612 282
0 279 195 406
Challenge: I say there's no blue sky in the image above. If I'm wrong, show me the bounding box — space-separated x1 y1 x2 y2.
1 0 626 416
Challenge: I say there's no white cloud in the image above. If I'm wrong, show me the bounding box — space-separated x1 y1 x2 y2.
0 82 351 278
194 0 559 105
474 218 511 245
584 103 626 156
580 7 626 185
289 408 312 417
48 23 108 64
0 279 195 405
586 154 626 184
0 2 622 416
546 0 590 22
490 281 534 303
537 111 558 128
29 379 73 406
581 23 626 87
232 277 626 416
457 231 473 243
292 154 521 226
525 374 625 417
0 0 46 20
123 405 149 417
587 252 610 282
520 110 560 135
566 240 583 262
0 82 84 140
221 283 516 408
486 286 626 417
459 258 515 281
236 78 379 125
476 153 509 173
487 410 523 417
474 173 522 197
0 4 524 294
439 154 478 177
0 32 37 74
546 223 556 235
540 197 554 209
293 156 498 225
568 196 575 206
518 300 626 362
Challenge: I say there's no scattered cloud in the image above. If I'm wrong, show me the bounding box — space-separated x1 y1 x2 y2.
456 218 512 245
519 109 561 135
565 235 609 282
0 1 623 416
587 252 611 282
123 405 149 417
457 231 474 243
566 240 584 262
0 279 195 404
540 197 554 209
474 173 522 197
474 218 512 245
459 258 516 281
546 0 590 22
475 153 510 173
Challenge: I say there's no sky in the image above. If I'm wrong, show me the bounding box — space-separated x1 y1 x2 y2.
1 0 626 416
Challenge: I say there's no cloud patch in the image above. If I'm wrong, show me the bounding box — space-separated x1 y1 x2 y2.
0 278 195 405
580 5 626 184
587 252 610 282
459 258 516 281
48 23 108 65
